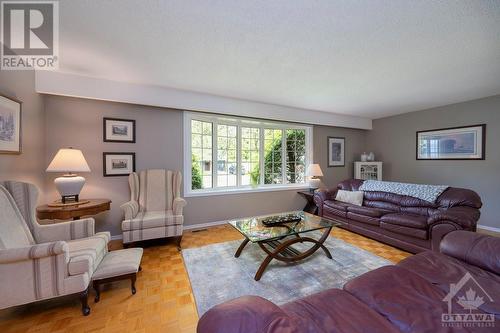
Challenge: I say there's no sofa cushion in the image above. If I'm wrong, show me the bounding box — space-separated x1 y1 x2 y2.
346 212 380 226
67 233 109 276
398 251 500 317
324 200 351 212
324 206 346 219
282 289 400 333
380 222 427 240
344 266 451 333
347 206 383 218
122 210 183 231
381 213 427 229
335 190 364 206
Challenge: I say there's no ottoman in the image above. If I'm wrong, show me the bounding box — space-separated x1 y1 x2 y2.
92 248 143 302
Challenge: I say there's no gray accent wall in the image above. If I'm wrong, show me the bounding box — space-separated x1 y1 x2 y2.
44 95 366 236
0 71 46 199
366 95 500 230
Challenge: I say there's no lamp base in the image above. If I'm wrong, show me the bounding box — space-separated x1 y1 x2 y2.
308 178 321 192
54 175 86 204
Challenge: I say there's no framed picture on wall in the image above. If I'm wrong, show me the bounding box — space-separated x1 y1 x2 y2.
103 152 136 176
416 124 485 160
328 137 345 167
103 117 136 143
0 94 22 154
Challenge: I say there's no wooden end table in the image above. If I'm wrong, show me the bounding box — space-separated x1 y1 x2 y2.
297 190 318 215
36 199 111 220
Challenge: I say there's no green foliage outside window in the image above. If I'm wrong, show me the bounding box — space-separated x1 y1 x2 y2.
191 155 203 190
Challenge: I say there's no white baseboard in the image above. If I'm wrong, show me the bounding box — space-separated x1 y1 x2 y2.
477 225 500 233
110 234 123 241
184 220 228 231
108 220 229 240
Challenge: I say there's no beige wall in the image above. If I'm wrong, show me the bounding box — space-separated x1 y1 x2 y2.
44 95 366 236
0 71 46 199
366 95 500 230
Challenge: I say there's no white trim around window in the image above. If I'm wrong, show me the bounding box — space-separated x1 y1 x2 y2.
183 111 313 197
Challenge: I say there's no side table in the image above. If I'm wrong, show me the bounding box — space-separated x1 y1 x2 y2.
297 191 318 215
37 199 111 221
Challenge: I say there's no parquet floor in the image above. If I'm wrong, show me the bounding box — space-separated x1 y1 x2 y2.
0 225 410 333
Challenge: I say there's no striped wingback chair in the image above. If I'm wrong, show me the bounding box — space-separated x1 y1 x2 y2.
120 169 186 249
0 181 110 316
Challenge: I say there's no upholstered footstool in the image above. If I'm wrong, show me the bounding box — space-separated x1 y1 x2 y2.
92 248 143 302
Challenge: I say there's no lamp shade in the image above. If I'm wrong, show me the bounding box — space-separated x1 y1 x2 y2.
306 164 323 177
46 148 91 173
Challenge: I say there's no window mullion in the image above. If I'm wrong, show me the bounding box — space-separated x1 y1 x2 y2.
212 121 218 189
237 125 242 187
281 129 286 184
259 126 264 186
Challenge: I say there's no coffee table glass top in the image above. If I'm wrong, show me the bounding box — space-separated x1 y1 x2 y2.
228 211 341 242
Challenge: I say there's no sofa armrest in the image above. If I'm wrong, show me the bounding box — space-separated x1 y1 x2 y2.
313 188 337 216
173 197 187 216
35 218 96 243
198 295 289 333
427 206 480 230
440 230 500 275
121 200 139 220
0 241 68 264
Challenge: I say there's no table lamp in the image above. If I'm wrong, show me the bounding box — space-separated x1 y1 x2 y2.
46 148 91 203
306 164 323 192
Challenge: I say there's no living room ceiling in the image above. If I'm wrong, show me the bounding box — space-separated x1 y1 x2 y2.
57 0 500 119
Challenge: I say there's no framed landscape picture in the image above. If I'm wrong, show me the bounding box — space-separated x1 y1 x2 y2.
416 124 485 160
0 94 22 154
328 137 345 167
103 152 136 176
103 118 136 143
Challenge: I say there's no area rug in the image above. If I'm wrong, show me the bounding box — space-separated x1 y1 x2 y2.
182 232 392 315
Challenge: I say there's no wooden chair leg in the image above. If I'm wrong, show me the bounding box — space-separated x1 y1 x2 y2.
93 281 101 303
131 274 137 295
80 288 90 316
174 236 182 251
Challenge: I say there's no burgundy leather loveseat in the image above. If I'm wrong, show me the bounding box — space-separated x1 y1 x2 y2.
198 231 500 333
314 179 482 253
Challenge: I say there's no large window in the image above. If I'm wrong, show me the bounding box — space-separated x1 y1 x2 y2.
185 112 312 196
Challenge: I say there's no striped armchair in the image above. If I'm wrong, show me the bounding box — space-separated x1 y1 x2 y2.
0 181 110 316
120 170 186 249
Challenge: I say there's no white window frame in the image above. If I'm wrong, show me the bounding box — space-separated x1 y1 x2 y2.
183 112 313 197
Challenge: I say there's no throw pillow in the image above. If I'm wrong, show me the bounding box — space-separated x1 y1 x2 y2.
336 190 364 206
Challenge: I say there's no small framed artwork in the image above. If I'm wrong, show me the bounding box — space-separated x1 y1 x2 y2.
103 152 136 177
416 124 486 160
103 117 136 143
0 94 22 154
328 137 345 167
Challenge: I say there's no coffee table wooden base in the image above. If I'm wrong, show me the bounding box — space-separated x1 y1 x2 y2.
234 226 333 281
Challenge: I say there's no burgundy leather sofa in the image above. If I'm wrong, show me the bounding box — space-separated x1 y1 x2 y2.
197 231 500 333
314 179 482 253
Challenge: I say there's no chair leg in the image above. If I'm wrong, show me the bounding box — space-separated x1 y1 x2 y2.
93 281 101 303
80 288 91 316
131 274 137 295
174 236 182 251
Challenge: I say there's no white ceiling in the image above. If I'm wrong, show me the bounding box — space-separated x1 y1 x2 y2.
58 0 500 119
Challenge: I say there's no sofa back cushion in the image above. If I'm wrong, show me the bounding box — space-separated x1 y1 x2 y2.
436 187 482 209
336 179 481 218
0 186 35 249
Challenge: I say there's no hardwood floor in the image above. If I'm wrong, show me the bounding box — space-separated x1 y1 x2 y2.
0 225 410 333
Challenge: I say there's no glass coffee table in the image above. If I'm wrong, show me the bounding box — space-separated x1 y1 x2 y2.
229 211 341 281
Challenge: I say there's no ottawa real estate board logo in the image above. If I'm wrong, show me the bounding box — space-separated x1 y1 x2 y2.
442 272 495 328
1 1 59 70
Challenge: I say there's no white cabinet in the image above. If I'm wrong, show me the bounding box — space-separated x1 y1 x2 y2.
354 162 383 180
